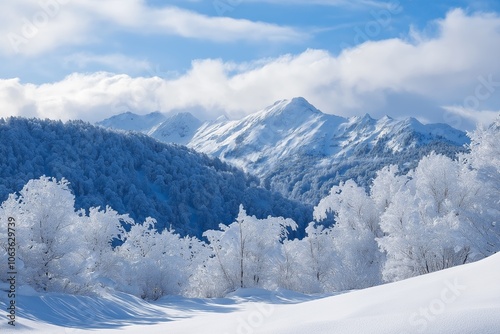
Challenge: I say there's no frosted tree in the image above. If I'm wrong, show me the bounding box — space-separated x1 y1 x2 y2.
377 153 483 281
370 164 410 213
116 219 167 299
0 177 86 292
366 120 500 282
314 180 383 290
277 222 336 293
78 206 132 289
116 218 204 300
467 117 500 182
192 205 297 297
463 118 500 255
274 237 301 291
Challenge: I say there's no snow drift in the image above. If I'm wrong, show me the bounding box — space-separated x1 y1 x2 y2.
1 252 499 333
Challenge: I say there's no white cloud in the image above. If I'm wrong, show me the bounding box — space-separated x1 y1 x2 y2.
0 9 499 130
1 1 92 56
0 0 305 56
442 106 499 130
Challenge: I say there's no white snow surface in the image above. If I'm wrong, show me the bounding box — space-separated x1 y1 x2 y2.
147 112 202 146
98 111 202 145
2 252 499 333
97 111 168 133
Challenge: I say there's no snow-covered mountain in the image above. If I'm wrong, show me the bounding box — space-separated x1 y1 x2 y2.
148 112 202 145
190 97 469 203
190 97 346 173
97 111 168 132
191 97 467 170
98 111 202 145
99 97 469 204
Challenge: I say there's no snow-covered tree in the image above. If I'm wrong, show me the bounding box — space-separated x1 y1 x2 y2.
277 223 336 293
463 118 500 255
377 153 486 282
78 206 132 290
370 164 410 213
115 218 203 300
192 205 297 297
0 177 86 292
314 180 383 290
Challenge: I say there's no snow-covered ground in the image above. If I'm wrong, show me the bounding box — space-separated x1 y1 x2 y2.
2 253 500 334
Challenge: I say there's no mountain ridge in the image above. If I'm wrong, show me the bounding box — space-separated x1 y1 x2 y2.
99 97 469 204
147 112 202 145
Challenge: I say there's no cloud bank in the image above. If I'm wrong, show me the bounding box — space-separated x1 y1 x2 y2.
0 0 304 56
0 9 499 130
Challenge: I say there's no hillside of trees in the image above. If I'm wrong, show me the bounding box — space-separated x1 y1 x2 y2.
0 117 312 237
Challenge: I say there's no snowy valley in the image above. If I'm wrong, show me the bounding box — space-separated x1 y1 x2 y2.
2 246 500 333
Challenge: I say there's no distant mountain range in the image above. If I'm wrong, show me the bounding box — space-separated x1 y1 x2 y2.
99 97 469 204
0 118 312 237
98 111 202 146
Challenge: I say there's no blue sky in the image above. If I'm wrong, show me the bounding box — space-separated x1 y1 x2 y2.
0 0 499 129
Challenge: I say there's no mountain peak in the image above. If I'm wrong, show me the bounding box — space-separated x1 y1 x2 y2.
354 113 375 124
362 113 373 120
97 111 167 132
289 96 314 106
148 112 202 145
380 115 394 122
402 117 426 132
169 111 199 121
283 97 320 112
259 97 322 121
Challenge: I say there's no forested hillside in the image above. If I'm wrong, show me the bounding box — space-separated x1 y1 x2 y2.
0 117 311 236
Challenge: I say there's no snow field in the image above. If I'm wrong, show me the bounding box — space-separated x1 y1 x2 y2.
1 252 499 333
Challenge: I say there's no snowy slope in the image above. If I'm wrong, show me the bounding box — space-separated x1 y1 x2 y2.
98 111 202 145
148 112 202 146
97 111 167 132
2 252 499 333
